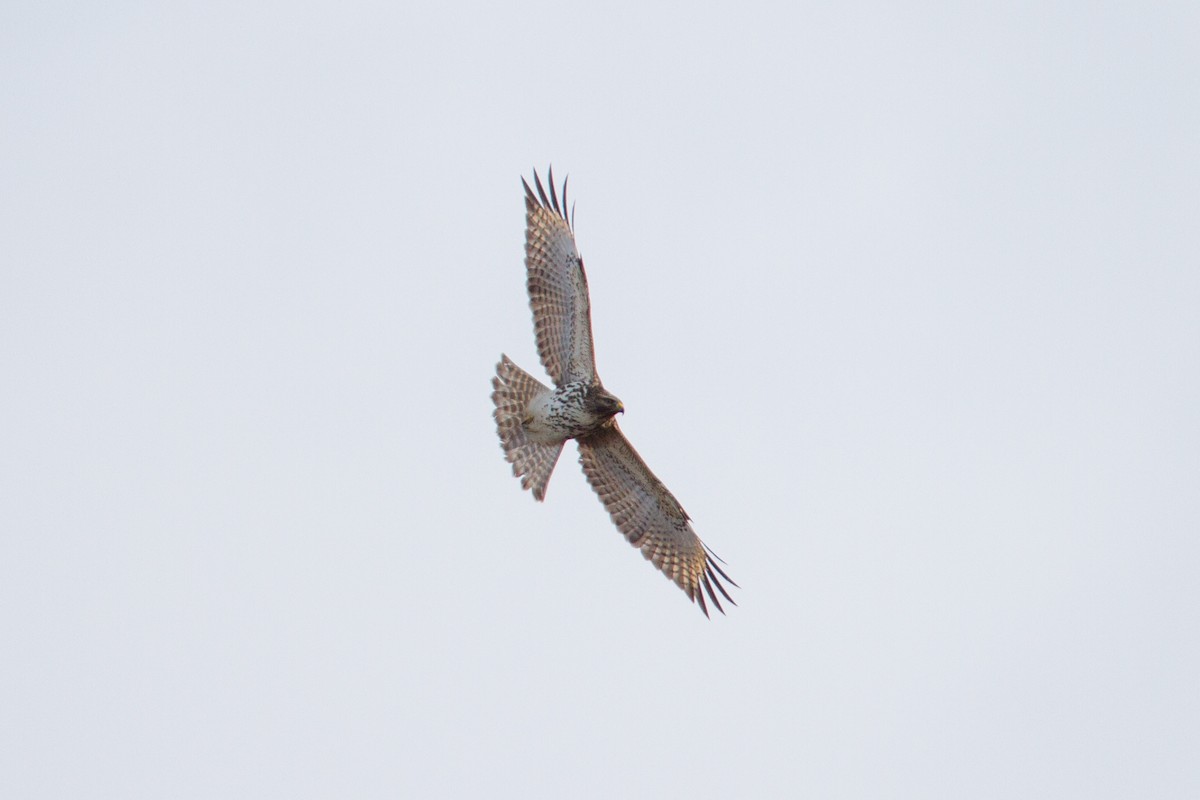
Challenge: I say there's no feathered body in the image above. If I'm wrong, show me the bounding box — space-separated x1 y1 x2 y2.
524 380 624 444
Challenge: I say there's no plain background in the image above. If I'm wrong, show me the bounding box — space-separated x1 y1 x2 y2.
3 2 1197 797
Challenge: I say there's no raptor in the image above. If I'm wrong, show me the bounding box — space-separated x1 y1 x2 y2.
491 169 736 616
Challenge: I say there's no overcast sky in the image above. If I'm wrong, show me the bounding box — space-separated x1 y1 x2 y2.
3 2 1198 798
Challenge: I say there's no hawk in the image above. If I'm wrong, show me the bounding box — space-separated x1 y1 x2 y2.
491 168 737 616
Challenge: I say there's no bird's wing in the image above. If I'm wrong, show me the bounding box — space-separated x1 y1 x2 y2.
522 168 598 386
577 422 736 617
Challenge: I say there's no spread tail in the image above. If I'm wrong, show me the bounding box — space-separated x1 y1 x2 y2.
491 355 563 501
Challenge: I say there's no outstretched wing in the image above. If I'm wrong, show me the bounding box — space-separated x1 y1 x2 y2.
522 168 598 386
577 422 737 617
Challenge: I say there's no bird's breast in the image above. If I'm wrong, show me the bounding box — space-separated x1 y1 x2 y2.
524 381 606 442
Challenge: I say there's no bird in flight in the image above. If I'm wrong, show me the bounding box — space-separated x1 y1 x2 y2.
491 168 736 616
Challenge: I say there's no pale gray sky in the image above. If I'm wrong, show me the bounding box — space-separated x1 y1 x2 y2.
2 2 1198 798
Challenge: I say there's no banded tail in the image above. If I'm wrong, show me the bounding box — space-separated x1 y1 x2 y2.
491 355 563 501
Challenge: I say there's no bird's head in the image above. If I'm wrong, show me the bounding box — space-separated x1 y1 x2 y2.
587 388 625 419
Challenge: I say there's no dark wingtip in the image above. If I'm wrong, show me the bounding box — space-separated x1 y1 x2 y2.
522 176 539 212
704 543 740 589
690 545 738 617
532 169 552 209
547 165 561 214
524 167 573 227
700 573 727 616
707 563 737 607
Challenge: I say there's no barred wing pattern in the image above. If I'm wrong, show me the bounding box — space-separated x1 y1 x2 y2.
577 422 737 617
522 170 598 387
